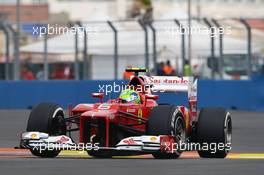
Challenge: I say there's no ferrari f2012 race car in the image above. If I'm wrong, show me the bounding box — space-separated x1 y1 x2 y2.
20 68 232 159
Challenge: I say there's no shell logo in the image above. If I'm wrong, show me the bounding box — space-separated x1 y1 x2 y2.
150 136 157 141
31 133 37 139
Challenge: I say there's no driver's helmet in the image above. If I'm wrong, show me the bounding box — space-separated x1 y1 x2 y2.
119 89 141 104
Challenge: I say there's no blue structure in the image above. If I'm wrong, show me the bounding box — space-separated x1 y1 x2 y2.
0 79 263 111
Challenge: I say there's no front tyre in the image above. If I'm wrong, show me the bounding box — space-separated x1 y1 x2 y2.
197 108 232 158
27 103 66 158
147 105 186 159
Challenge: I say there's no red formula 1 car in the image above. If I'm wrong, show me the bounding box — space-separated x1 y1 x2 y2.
20 68 232 159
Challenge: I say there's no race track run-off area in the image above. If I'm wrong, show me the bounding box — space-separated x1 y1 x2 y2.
0 110 263 175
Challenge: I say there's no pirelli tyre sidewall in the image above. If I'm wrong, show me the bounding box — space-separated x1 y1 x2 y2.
26 103 66 158
147 105 186 159
197 108 232 158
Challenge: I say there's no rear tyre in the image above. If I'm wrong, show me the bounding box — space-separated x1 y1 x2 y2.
27 103 66 158
197 108 232 158
147 105 186 159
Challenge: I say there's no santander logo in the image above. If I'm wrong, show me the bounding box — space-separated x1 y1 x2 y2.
147 76 189 85
123 138 136 145
57 136 70 143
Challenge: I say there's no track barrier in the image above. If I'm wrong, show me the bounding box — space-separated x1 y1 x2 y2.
0 77 263 111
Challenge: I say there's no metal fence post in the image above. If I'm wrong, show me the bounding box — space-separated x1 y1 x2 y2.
240 19 252 77
212 19 224 79
0 22 10 80
204 18 215 79
7 23 20 80
84 30 88 79
148 22 157 75
73 22 80 80
75 28 79 80
174 19 186 75
77 22 89 80
43 27 48 80
138 20 149 71
16 0 20 78
107 21 119 80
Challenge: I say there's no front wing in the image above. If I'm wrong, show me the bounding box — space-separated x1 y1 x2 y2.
20 132 177 155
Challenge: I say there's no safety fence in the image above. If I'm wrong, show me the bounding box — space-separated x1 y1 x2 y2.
1 18 264 81
0 77 263 111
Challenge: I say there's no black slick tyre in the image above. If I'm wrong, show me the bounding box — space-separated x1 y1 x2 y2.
26 103 66 158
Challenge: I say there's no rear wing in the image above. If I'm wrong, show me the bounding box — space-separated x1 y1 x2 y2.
139 76 197 100
139 75 198 118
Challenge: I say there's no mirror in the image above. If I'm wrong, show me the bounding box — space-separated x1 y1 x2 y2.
92 93 104 102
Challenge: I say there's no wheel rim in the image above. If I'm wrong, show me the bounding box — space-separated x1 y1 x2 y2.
50 110 66 135
174 117 185 144
224 113 232 153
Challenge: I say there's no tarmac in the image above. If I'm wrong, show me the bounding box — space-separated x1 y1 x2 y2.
0 110 263 175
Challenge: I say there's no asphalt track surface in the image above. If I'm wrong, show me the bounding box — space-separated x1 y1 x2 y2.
0 110 263 175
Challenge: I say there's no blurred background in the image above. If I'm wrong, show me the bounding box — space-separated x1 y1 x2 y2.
0 0 263 81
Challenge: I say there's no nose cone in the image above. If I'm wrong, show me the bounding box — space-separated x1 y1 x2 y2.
81 109 117 119
81 103 119 119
